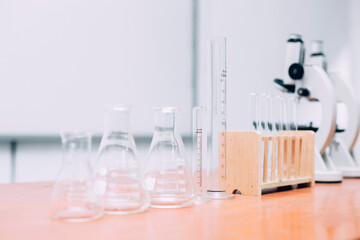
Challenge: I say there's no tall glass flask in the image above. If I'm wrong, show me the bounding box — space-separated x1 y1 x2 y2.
207 37 234 199
94 105 149 215
144 107 195 208
50 132 103 222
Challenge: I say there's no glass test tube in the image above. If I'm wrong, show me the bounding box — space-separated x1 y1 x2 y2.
266 95 274 133
285 96 298 131
206 37 233 199
258 93 268 135
266 95 275 182
273 95 285 180
249 93 259 130
274 95 285 133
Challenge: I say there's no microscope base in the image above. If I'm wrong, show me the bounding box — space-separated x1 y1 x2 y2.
315 149 343 183
338 167 360 178
315 171 343 183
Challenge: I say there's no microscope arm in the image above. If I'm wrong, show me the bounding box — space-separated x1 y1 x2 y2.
328 73 360 151
300 65 337 154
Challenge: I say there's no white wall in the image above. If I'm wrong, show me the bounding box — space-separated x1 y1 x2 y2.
0 144 11 183
0 0 193 136
0 0 194 183
198 0 356 132
2 0 360 183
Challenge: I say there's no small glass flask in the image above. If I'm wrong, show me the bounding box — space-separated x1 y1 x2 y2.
50 132 103 222
94 105 149 215
144 106 195 208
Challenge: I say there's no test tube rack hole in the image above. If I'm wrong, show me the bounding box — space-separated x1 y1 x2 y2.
224 131 315 196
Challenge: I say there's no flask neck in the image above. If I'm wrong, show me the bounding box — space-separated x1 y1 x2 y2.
104 107 131 135
60 132 91 169
152 108 185 154
154 110 180 135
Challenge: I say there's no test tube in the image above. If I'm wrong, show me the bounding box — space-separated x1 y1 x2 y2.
274 95 285 180
192 106 210 203
266 95 274 133
273 95 285 133
285 96 298 131
206 37 233 199
259 93 268 135
249 93 259 130
266 95 276 182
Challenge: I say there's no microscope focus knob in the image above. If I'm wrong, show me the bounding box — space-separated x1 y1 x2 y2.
288 63 304 80
297 88 310 97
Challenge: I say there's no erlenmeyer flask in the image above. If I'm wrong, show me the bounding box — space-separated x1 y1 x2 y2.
50 132 103 222
144 106 195 208
94 105 149 215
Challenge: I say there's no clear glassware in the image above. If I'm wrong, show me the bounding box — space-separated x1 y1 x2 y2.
266 95 274 133
93 105 149 215
258 93 269 135
50 132 103 222
274 95 286 132
192 106 210 204
266 95 276 182
249 93 259 131
144 106 195 208
285 96 298 131
206 37 233 199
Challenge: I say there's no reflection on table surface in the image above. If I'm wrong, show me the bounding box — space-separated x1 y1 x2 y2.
0 180 359 239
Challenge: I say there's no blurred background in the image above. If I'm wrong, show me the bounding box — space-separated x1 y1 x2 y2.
0 0 359 183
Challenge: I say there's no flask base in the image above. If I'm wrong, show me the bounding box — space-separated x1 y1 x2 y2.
150 197 194 208
103 202 149 215
207 190 234 200
51 207 103 223
193 194 211 205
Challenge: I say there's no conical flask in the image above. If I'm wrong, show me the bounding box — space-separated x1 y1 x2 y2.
94 105 149 215
50 132 103 222
144 106 195 208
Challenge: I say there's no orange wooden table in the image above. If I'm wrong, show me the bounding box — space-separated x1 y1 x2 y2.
1 180 360 240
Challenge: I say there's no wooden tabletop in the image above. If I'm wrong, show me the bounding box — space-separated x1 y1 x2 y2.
0 180 360 240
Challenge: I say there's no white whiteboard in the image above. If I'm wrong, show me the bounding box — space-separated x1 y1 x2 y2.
0 0 193 136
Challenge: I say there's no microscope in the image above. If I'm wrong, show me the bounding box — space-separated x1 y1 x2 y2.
310 40 360 177
274 34 342 182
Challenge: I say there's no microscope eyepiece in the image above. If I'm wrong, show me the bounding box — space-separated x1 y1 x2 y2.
287 33 303 43
311 40 324 56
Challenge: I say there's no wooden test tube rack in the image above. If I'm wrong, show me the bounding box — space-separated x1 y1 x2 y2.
224 131 315 196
